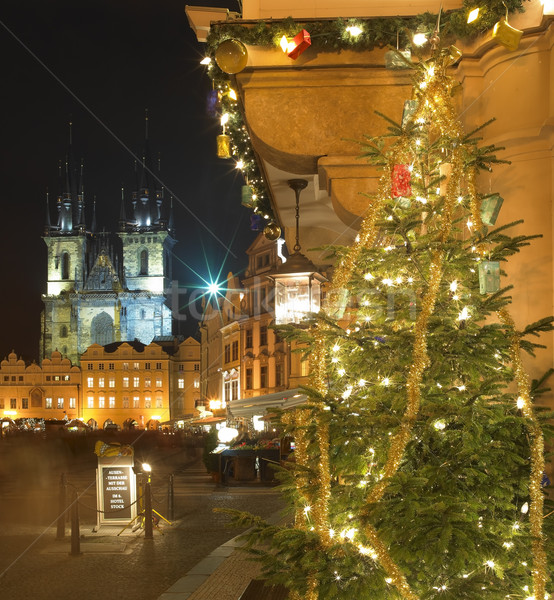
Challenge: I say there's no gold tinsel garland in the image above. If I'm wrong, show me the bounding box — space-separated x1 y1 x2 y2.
498 308 547 600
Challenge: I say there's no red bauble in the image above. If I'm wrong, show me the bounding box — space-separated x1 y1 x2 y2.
392 164 412 198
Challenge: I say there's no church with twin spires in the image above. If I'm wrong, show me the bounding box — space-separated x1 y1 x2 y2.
40 120 175 365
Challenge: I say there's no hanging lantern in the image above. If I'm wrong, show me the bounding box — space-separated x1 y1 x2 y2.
263 222 281 241
384 49 412 69
250 213 263 231
215 39 248 74
268 180 326 325
492 18 522 51
391 164 412 198
241 185 254 208
479 260 501 294
217 134 231 159
480 193 504 226
401 99 418 129
280 30 311 60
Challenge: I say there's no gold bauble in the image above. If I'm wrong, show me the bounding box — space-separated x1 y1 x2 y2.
263 222 281 241
215 39 248 74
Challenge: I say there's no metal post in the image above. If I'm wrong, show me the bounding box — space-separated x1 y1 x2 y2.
56 473 67 540
144 478 153 540
168 474 174 521
70 489 81 555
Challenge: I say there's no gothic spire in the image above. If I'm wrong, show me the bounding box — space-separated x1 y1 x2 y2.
44 189 52 233
91 196 97 234
119 185 127 231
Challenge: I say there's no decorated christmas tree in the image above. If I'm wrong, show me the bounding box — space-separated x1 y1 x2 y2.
227 45 554 600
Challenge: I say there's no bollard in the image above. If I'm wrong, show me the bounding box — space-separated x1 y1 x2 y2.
144 478 153 540
70 489 81 555
168 474 174 521
56 473 67 540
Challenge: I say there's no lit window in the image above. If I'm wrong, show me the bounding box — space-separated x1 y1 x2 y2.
178 378 184 389
133 396 140 408
109 396 115 409
64 375 70 381
301 359 309 377
87 397 94 409
156 397 163 408
123 362 129 370
98 396 105 408
123 377 129 388
98 377 105 388
145 396 151 409
57 398 64 409
134 362 140 370
46 397 53 409
53 375 60 381
109 378 115 388
133 377 140 388
69 398 76 409
231 380 238 400
194 378 199 389
155 378 162 388
144 377 151 388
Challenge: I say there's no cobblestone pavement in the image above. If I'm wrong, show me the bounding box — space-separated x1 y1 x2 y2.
0 434 285 600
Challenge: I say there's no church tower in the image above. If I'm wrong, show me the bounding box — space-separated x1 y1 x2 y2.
41 118 175 364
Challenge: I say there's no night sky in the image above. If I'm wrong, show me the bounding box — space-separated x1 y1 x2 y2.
0 0 254 362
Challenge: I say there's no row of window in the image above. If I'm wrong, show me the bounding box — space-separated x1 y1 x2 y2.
244 325 268 349
85 362 199 371
244 364 284 390
87 376 164 389
2 375 71 382
86 396 163 409
85 376 199 389
224 341 239 364
0 397 77 410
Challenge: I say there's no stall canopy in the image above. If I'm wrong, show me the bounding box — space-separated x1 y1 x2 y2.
228 389 307 420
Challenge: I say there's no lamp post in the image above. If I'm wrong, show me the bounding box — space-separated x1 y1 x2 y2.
142 462 153 540
270 179 326 325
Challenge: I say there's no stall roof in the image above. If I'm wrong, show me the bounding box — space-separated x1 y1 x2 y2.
229 389 307 419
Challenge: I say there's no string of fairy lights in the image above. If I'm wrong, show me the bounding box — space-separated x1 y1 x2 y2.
273 44 548 600
197 0 536 235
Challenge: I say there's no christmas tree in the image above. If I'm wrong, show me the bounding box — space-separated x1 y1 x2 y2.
227 45 554 600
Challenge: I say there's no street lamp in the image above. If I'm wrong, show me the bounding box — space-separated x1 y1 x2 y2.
270 179 326 325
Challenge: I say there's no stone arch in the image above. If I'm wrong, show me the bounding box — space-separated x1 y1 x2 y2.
123 418 138 431
91 312 114 346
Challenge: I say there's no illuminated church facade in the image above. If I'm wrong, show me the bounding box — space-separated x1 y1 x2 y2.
40 127 175 365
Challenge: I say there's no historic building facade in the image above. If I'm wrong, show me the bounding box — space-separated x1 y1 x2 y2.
0 338 199 430
41 124 175 365
199 234 309 421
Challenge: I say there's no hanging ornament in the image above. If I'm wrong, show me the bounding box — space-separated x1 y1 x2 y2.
263 222 281 241
206 89 219 117
391 164 412 198
250 213 263 231
492 16 523 51
480 193 504 226
215 39 248 74
280 30 311 60
445 45 462 65
217 134 231 159
478 260 501 294
384 49 412 69
401 100 418 129
542 472 551 487
241 185 255 208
